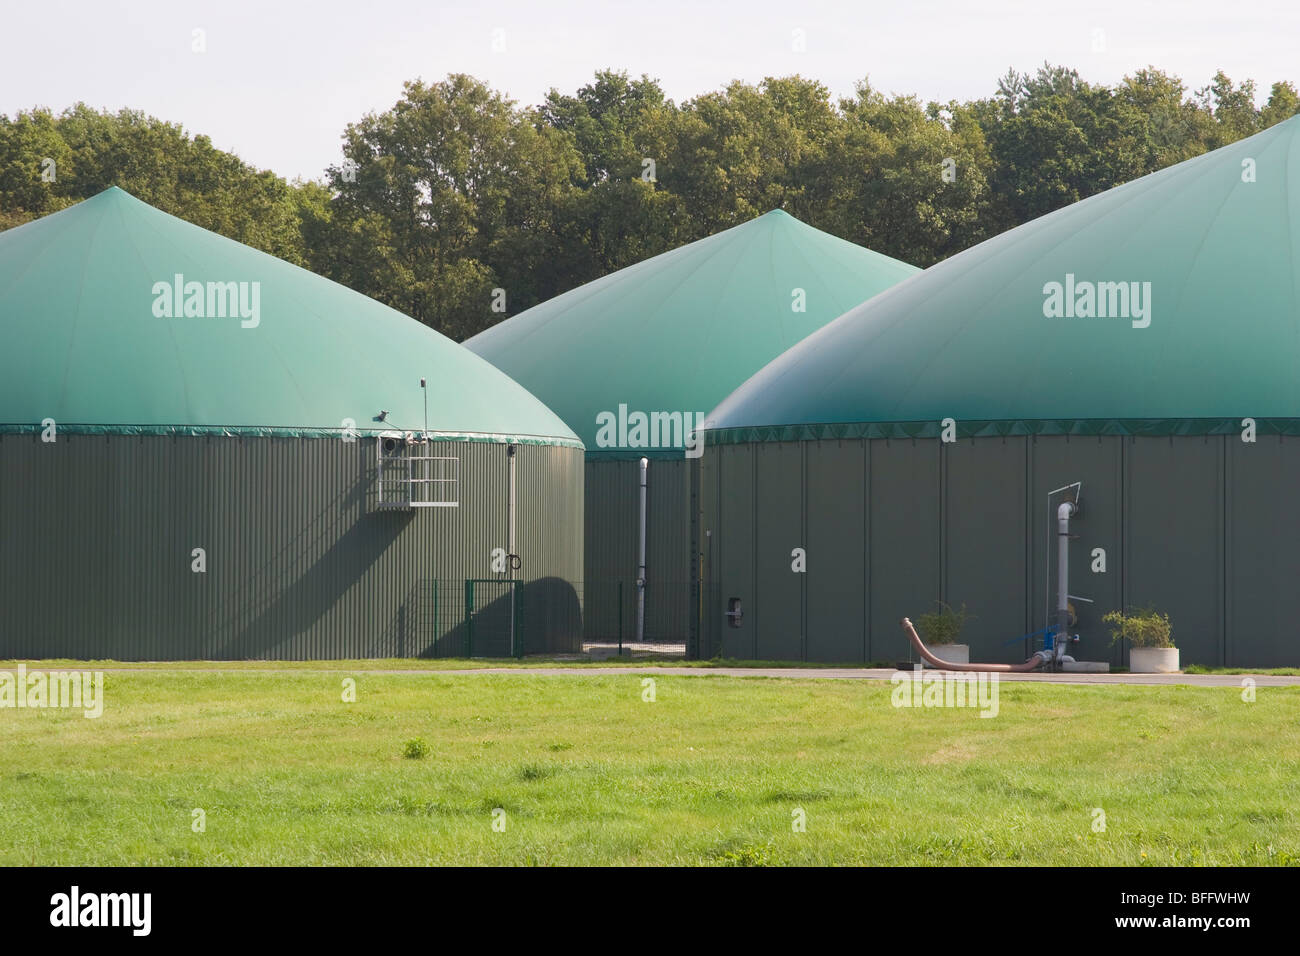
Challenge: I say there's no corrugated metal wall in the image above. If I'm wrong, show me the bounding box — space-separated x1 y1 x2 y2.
0 434 583 659
700 434 1300 667
1226 437 1300 666
1029 436 1124 668
869 440 941 662
806 442 867 661
583 457 692 641
583 458 638 640
716 444 755 659
753 442 803 659
945 438 1028 665
1125 437 1223 666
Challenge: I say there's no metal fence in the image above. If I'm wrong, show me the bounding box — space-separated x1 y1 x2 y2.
580 579 709 650
373 577 577 658
372 577 718 658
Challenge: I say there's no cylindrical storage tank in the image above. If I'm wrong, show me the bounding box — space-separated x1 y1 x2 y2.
0 188 584 660
701 115 1300 669
464 210 917 651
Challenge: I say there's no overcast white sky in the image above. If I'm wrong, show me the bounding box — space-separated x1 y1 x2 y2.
3 0 1297 181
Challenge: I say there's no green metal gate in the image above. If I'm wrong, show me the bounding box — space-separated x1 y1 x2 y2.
464 579 523 658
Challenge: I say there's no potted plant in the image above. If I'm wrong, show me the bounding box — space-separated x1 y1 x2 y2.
1103 606 1177 673
915 602 974 666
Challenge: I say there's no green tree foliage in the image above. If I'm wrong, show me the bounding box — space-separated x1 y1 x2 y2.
541 70 668 187
1198 71 1261 145
3 64 1297 339
814 83 993 266
0 105 309 262
658 76 840 234
979 65 1153 233
313 75 584 340
1260 81 1300 129
538 71 687 289
1116 68 1214 169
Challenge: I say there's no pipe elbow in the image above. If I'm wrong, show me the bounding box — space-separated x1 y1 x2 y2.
1057 500 1076 533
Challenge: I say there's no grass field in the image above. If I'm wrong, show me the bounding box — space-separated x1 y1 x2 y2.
0 657 901 670
2 666 1298 865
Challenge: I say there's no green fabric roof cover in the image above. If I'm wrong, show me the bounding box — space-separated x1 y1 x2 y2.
707 115 1300 444
0 188 581 446
463 210 918 456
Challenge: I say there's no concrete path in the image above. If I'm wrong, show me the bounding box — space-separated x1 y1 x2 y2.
438 667 1300 687
66 665 1300 688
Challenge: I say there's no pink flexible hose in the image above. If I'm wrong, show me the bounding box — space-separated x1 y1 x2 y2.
900 617 1043 672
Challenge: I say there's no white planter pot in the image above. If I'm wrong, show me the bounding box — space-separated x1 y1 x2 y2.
924 644 969 667
1129 647 1179 673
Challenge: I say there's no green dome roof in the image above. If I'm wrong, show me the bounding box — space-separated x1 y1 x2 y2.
0 188 580 446
463 210 918 455
708 115 1300 442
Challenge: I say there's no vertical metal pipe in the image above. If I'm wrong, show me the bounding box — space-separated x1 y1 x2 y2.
1056 500 1075 646
508 444 517 655
637 456 648 644
508 444 517 562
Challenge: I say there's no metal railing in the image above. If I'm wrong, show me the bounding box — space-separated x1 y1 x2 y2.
376 435 459 509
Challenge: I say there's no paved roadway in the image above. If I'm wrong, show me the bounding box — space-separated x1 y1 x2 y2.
71 665 1300 687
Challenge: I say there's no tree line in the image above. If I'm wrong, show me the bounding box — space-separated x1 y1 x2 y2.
2 64 1297 341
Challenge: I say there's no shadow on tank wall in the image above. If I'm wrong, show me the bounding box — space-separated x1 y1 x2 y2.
430 577 584 657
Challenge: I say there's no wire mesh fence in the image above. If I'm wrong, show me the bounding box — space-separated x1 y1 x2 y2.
370 577 714 658
580 579 705 647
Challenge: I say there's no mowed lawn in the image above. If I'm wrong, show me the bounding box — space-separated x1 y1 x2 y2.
1 667 1298 866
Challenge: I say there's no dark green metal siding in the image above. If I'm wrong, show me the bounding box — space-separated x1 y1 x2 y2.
806 442 867 661
645 458 692 640
869 440 941 662
1029 436 1124 667
944 439 1028 664
582 457 693 642
697 451 722 657
583 459 638 639
0 434 583 660
753 442 803 659
1226 437 1300 666
717 444 756 659
1125 437 1224 666
699 434 1300 667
